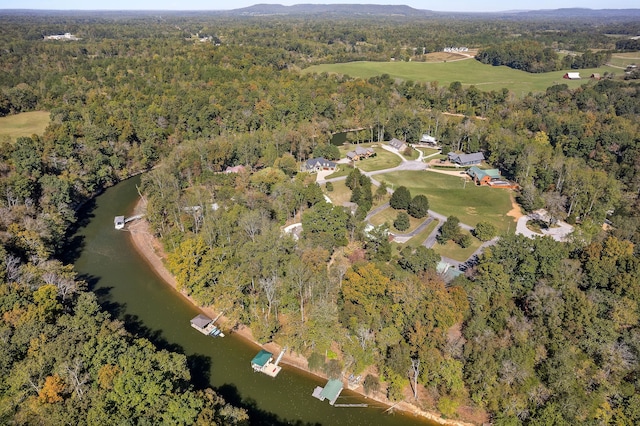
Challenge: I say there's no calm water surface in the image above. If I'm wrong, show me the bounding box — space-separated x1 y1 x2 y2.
71 176 436 426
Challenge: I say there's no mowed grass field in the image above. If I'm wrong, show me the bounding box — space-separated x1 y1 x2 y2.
608 52 640 69
302 59 619 94
378 170 515 234
0 111 50 140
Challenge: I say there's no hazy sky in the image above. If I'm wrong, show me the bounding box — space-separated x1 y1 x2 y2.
1 0 638 12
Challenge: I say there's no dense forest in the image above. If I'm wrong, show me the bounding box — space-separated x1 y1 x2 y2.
1 9 639 425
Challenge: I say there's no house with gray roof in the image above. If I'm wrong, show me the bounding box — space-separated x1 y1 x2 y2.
448 151 485 166
387 138 407 151
301 157 337 173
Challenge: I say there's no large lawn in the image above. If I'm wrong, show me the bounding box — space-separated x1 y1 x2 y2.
0 111 50 140
378 170 515 234
302 59 620 95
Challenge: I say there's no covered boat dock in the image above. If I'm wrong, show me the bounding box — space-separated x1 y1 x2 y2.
251 349 282 377
312 379 344 405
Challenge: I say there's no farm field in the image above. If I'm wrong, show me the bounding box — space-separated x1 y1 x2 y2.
608 52 640 68
378 170 515 234
0 111 50 140
302 59 619 95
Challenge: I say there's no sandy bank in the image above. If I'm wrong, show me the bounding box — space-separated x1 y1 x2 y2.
126 197 477 426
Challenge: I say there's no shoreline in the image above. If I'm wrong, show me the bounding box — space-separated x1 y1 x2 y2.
126 197 476 426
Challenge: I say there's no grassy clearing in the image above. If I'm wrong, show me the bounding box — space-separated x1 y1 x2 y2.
323 180 351 205
609 53 640 68
302 60 620 95
380 170 514 234
338 143 403 172
324 180 388 210
368 206 426 233
432 231 482 262
0 111 50 140
417 148 441 158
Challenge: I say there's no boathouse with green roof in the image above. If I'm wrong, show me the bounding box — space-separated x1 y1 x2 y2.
312 379 344 405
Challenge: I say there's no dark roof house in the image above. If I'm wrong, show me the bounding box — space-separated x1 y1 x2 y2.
302 157 337 173
387 138 407 151
448 152 485 166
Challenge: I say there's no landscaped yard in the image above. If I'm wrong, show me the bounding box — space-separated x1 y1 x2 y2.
302 60 620 95
323 164 352 179
0 111 50 140
323 180 389 209
379 170 515 234
432 231 483 262
368 206 426 233
338 143 403 172
356 149 403 172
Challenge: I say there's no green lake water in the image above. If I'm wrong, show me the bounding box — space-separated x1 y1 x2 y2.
70 176 436 426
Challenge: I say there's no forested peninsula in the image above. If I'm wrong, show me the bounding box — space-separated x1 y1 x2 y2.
1 8 640 425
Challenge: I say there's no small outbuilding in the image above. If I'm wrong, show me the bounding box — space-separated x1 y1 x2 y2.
563 72 581 80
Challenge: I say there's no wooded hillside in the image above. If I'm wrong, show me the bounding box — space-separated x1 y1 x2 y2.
1 10 639 425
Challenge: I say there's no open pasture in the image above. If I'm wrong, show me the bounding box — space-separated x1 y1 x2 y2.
303 59 619 95
0 111 50 140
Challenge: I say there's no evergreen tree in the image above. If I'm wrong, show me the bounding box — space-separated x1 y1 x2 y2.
389 186 411 210
408 194 429 218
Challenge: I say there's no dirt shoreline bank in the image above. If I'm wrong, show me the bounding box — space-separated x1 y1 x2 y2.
125 197 476 426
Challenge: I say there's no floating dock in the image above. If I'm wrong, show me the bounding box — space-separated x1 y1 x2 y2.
114 214 145 230
251 349 282 377
190 314 225 337
312 379 344 405
114 216 125 230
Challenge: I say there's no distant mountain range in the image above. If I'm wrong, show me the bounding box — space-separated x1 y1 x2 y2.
229 4 640 19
